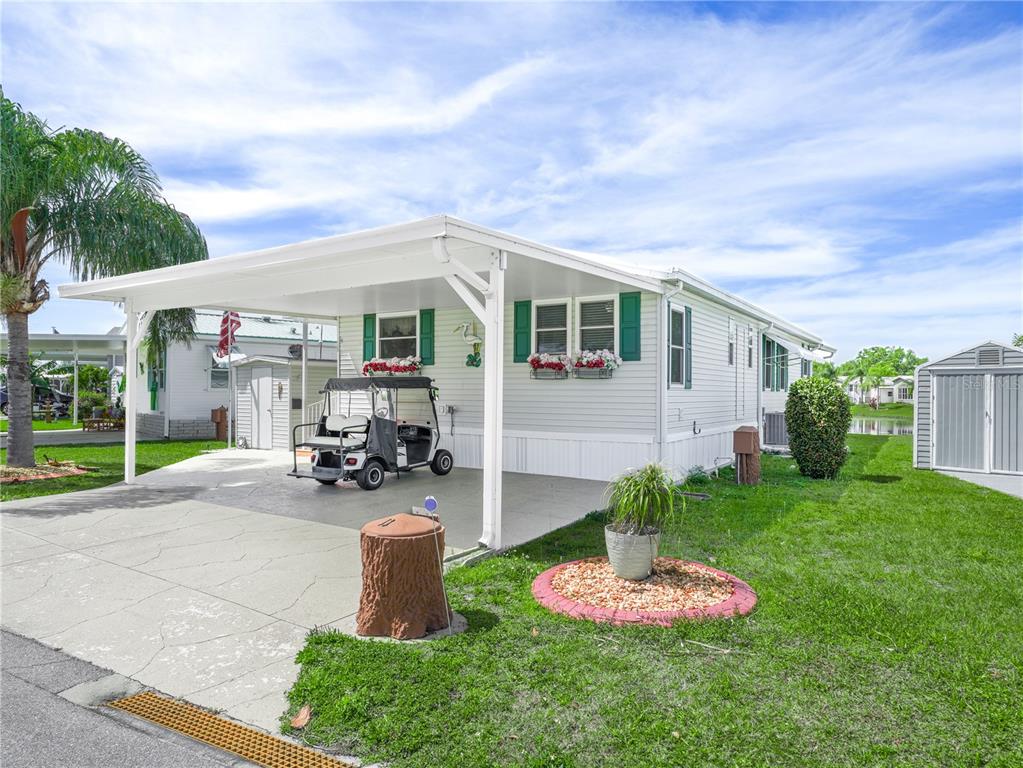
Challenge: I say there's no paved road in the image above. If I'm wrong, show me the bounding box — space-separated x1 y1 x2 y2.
1 630 256 768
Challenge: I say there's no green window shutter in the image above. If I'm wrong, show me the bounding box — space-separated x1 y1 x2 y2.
781 347 789 390
762 336 770 390
684 306 693 389
619 292 641 361
513 301 531 362
362 314 376 361
419 309 435 366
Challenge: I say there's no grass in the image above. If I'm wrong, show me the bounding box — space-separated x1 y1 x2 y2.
851 402 913 419
0 417 83 431
284 435 1022 768
0 439 225 501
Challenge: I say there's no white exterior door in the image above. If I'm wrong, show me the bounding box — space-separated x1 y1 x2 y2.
251 367 273 449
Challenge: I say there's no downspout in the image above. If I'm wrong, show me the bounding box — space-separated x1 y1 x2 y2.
756 322 772 444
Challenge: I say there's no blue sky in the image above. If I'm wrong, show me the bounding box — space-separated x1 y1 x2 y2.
3 1 1021 362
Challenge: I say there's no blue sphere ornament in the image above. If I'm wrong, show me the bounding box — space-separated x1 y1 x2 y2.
424 495 438 513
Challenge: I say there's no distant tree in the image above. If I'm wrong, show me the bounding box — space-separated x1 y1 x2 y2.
812 360 838 381
836 346 926 377
862 362 897 409
1013 333 1023 348
76 364 109 394
2 92 207 466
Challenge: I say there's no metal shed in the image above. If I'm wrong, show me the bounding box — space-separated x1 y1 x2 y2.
914 341 1023 475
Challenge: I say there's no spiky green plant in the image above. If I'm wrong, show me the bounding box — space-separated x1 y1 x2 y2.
604 463 681 535
1 91 207 466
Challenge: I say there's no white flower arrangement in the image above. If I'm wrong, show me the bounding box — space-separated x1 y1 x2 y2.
573 349 623 370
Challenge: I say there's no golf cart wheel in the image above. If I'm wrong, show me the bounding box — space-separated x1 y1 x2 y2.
430 449 453 476
356 459 386 491
315 478 338 485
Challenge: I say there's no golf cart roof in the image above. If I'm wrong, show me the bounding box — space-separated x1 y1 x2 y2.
321 376 435 392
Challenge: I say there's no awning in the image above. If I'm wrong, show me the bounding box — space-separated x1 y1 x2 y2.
764 332 820 361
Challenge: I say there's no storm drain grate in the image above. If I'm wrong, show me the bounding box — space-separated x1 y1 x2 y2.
109 691 351 768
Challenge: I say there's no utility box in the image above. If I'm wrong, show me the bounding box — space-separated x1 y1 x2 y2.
733 426 761 485
211 406 228 442
733 426 759 455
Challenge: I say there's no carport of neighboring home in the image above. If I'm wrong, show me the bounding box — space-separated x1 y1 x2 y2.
58 214 832 548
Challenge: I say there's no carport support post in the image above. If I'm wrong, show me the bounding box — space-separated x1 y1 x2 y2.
71 344 79 425
480 252 506 549
124 302 138 483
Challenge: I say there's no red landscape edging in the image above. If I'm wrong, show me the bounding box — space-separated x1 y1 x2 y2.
531 556 757 627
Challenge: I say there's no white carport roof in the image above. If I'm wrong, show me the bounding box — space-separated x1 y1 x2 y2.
0 332 125 364
57 215 830 350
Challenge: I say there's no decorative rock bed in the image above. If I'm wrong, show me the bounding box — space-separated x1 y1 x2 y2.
532 557 756 626
0 463 89 484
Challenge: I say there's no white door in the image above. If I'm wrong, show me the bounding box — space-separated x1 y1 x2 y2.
251 367 273 449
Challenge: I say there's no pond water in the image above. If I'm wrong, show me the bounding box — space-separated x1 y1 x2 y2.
849 417 913 436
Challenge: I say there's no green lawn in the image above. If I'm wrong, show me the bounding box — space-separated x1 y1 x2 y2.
0 440 225 501
851 402 913 419
0 417 82 431
285 435 1022 768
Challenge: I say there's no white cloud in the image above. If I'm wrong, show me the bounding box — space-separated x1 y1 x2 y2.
4 3 1020 357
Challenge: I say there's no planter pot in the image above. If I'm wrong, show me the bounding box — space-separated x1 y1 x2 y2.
604 525 660 580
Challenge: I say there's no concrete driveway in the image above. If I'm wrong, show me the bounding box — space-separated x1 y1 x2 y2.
1 449 605 733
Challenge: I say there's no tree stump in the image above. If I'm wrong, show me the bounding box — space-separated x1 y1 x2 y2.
357 513 451 640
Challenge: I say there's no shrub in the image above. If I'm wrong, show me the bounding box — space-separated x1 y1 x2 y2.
76 390 109 415
785 376 852 479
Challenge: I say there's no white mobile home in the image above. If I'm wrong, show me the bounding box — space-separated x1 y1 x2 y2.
60 215 833 547
843 375 914 405
914 341 1022 475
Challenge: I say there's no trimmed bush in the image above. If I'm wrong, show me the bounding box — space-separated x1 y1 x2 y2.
785 376 851 479
77 390 109 416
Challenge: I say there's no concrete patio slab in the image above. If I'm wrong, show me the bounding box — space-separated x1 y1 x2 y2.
1 448 606 735
938 470 1023 499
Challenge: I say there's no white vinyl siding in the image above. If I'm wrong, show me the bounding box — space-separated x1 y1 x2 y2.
665 295 759 435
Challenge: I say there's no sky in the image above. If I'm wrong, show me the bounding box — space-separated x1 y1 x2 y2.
2 1 1021 363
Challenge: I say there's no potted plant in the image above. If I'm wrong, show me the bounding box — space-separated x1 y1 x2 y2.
603 463 680 580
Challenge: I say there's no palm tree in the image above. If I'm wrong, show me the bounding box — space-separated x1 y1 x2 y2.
1 92 207 467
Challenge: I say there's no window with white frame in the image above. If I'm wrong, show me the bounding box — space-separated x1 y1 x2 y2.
207 345 236 389
378 313 417 358
801 358 812 377
728 340 735 365
576 297 616 352
748 331 754 368
669 308 685 384
534 301 569 354
898 386 910 399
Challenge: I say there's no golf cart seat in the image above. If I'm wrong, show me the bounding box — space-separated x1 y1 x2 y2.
302 414 369 450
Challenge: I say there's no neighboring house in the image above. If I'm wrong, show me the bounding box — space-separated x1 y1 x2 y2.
131 311 337 439
62 215 834 483
914 340 1022 475
843 375 914 405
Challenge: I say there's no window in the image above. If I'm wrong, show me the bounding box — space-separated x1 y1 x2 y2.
748 332 754 368
207 345 236 389
534 301 569 354
577 297 616 352
378 313 417 358
898 387 910 399
801 358 812 377
669 308 685 384
728 341 735 366
762 338 787 391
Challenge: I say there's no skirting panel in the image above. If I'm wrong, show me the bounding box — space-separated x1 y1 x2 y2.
441 429 734 482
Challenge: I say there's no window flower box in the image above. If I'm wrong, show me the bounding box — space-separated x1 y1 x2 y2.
572 349 622 378
362 356 422 376
527 353 569 379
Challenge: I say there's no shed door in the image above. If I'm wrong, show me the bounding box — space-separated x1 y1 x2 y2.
251 367 273 450
933 374 985 471
992 373 1022 474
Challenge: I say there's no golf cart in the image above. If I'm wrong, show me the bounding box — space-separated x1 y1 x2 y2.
289 376 453 490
